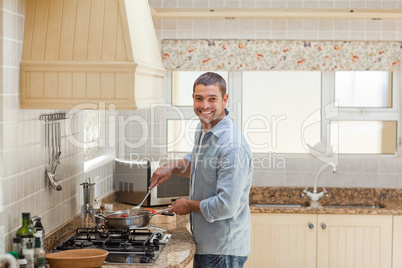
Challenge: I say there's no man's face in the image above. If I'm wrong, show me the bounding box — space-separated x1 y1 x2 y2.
193 84 228 130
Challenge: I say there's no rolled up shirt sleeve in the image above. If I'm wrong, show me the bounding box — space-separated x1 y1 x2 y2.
199 145 252 223
184 153 192 163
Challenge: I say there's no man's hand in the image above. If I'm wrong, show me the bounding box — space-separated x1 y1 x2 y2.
148 159 191 190
149 165 173 189
168 199 201 215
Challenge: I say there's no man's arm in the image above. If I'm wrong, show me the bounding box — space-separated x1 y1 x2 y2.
168 199 201 215
149 159 191 189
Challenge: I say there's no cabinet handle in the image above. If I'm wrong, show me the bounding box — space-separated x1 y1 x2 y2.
308 223 314 229
321 224 327 229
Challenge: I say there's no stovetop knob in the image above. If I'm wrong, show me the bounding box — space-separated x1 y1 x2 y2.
155 232 163 239
140 256 150 263
145 250 155 257
153 239 160 246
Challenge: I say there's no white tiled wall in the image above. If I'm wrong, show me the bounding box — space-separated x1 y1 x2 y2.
0 0 115 253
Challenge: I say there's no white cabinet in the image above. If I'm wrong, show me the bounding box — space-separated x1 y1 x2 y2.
247 213 317 268
317 214 392 268
392 216 402 267
247 213 393 268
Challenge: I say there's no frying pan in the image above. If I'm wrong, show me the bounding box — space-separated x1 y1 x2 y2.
95 208 171 229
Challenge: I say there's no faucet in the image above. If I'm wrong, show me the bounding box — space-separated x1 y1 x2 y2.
302 162 336 204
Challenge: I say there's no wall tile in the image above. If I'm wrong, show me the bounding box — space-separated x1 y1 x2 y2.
382 32 397 40
162 0 178 8
350 20 366 31
319 20 334 31
287 1 302 8
318 1 335 8
303 20 319 31
193 0 208 8
335 20 350 31
302 1 319 8
226 1 241 8
271 1 286 8
239 1 256 8
333 1 350 8
177 0 193 8
255 1 271 8
367 20 382 31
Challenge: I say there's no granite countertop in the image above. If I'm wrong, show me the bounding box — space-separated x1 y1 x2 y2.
45 187 402 268
249 187 402 215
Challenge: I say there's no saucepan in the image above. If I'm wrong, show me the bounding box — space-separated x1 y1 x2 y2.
95 208 171 229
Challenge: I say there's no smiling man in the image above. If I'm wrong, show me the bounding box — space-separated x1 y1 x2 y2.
150 72 253 268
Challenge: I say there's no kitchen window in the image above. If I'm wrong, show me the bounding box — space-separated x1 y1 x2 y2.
165 70 399 155
324 71 399 155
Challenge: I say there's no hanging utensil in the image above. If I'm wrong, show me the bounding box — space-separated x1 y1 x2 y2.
130 187 157 215
45 121 51 168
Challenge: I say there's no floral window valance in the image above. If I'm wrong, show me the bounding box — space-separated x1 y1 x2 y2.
161 40 402 71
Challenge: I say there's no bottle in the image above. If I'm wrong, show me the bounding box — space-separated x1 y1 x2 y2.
31 216 46 251
12 237 21 258
16 213 35 268
34 237 45 268
18 253 28 268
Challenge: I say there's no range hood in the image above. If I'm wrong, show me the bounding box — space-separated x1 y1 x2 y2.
20 0 165 110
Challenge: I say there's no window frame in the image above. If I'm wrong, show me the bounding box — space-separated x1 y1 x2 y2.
322 71 400 155
164 70 401 156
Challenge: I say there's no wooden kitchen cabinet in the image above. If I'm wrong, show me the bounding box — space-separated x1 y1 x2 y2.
392 215 402 267
317 214 392 268
246 213 317 268
247 213 393 268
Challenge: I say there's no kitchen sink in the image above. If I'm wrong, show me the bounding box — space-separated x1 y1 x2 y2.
251 204 308 208
251 203 384 209
324 204 384 209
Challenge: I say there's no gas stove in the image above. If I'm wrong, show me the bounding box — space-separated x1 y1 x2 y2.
53 227 171 265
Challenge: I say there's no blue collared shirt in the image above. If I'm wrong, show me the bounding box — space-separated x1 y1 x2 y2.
184 110 253 256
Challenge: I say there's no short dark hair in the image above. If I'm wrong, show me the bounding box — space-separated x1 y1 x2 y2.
193 72 227 97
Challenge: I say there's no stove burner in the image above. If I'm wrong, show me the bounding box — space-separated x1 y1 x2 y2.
53 227 171 264
74 241 93 248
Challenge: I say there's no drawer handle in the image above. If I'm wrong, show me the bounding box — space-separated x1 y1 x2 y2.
321 224 327 229
308 223 314 229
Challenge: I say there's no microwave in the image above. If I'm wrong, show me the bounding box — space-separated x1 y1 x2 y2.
114 159 190 206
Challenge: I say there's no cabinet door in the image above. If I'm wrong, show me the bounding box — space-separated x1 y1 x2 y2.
392 215 402 268
317 214 392 268
246 213 317 268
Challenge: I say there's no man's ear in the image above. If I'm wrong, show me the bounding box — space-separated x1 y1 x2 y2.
223 93 228 105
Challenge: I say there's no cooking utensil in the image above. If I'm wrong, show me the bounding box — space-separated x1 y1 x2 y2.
46 248 108 268
130 187 156 215
95 208 171 229
46 171 62 191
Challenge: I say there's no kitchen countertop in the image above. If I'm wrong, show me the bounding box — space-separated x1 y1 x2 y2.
249 186 402 215
45 186 402 268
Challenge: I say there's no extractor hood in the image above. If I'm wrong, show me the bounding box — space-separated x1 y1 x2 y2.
20 0 165 110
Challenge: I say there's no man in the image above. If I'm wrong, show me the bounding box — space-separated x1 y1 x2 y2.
150 72 253 268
